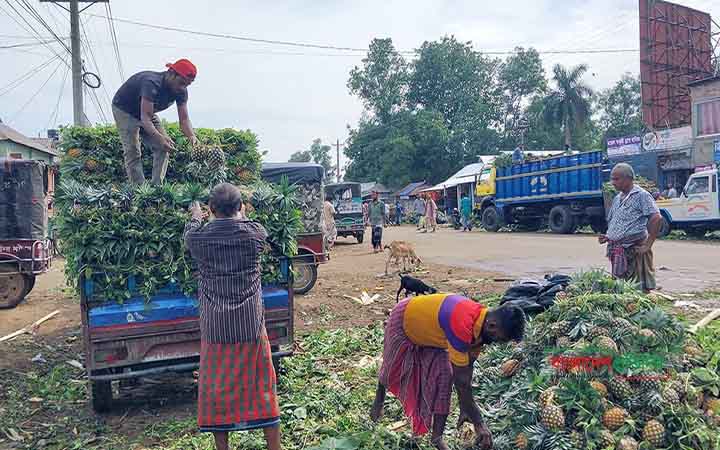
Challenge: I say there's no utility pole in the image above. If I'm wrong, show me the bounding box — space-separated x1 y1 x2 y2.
42 0 108 126
69 0 84 126
336 138 341 183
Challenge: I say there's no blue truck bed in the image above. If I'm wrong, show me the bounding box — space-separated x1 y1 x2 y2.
495 151 604 205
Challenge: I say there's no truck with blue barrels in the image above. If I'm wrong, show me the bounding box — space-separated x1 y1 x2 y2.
475 150 611 234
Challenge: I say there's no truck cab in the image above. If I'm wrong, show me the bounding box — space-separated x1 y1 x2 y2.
657 168 720 238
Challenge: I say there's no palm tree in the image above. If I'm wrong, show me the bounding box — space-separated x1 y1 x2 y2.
543 64 593 149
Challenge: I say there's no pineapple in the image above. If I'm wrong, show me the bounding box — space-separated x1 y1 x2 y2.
458 422 475 448
208 147 226 168
190 146 209 163
569 431 583 448
84 159 99 171
602 407 628 431
556 336 571 348
586 326 610 341
555 291 568 301
552 320 573 337
598 429 615 448
590 380 608 398
514 432 529 450
595 336 618 353
662 387 681 406
610 317 633 330
539 387 557 407
684 344 703 357
608 377 633 400
625 302 638 313
642 419 665 447
618 436 639 450
636 373 661 392
703 397 720 414
540 404 565 430
638 328 656 340
500 359 521 378
67 148 82 158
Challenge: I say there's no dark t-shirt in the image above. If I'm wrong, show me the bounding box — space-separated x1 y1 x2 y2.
112 71 188 120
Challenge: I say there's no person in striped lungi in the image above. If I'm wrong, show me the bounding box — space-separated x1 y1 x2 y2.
185 183 281 450
370 294 525 450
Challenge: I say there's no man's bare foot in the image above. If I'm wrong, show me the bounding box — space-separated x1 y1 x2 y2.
370 401 384 422
430 436 450 450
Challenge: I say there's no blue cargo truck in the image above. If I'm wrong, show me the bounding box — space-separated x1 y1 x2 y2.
476 151 611 234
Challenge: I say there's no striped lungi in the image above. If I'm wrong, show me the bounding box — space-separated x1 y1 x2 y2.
197 332 280 432
377 299 453 436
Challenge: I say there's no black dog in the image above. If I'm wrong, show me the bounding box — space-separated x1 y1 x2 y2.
396 274 437 302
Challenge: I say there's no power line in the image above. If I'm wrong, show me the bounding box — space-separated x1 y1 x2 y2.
104 2 123 79
0 39 57 49
1 0 70 68
0 55 60 97
79 15 112 113
83 11 645 57
47 63 69 129
10 59 63 121
14 0 71 53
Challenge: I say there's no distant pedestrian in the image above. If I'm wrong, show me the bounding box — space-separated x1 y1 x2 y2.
184 183 281 450
424 194 437 233
368 191 386 253
395 200 404 225
512 146 524 165
460 193 473 232
362 201 369 227
598 163 662 292
413 196 426 230
322 195 337 250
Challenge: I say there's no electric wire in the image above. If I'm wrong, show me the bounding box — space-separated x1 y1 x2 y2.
10 59 63 121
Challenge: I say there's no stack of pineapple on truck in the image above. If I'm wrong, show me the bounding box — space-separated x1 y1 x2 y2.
475 151 611 234
55 121 302 412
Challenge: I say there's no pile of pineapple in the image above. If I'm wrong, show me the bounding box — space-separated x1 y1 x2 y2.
470 271 720 450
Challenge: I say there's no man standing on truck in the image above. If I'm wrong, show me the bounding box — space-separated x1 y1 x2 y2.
368 191 386 253
598 163 662 292
112 59 199 185
184 183 282 450
322 194 337 250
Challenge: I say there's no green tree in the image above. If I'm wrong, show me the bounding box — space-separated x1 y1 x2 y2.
498 47 547 146
344 110 450 188
596 73 643 146
289 138 335 178
543 64 594 149
348 38 408 124
407 36 502 164
288 150 311 162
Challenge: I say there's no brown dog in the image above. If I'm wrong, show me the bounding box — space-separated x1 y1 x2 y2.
384 240 422 275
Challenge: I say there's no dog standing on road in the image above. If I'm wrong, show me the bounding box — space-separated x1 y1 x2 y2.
396 274 437 302
383 240 422 275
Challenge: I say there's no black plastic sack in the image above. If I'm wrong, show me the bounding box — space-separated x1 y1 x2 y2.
0 159 47 239
499 273 571 314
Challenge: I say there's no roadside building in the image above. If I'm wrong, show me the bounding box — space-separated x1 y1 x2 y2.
689 75 720 172
0 122 58 164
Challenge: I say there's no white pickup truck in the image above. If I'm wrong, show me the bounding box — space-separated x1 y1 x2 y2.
657 167 720 238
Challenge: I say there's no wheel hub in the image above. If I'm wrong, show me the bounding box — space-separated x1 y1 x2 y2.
295 264 312 289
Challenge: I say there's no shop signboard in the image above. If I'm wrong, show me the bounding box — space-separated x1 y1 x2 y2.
642 126 693 153
714 140 720 163
607 135 642 157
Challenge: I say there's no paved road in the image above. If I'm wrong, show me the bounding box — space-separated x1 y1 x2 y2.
381 226 720 293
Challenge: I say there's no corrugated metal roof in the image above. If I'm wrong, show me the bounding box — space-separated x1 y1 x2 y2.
0 123 58 156
395 181 427 197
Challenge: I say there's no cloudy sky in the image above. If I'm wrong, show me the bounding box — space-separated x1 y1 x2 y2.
1 0 717 165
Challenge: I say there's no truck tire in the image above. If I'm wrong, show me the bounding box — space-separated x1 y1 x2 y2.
91 380 113 413
293 256 317 295
0 269 29 309
23 275 36 297
548 205 576 234
482 207 503 232
356 232 364 244
658 217 671 238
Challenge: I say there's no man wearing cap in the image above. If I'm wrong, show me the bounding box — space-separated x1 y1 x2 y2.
112 59 199 185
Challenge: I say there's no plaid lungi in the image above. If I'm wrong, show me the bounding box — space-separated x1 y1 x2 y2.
198 332 280 432
377 299 453 436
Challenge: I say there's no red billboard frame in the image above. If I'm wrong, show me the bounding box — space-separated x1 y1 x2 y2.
639 0 714 130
